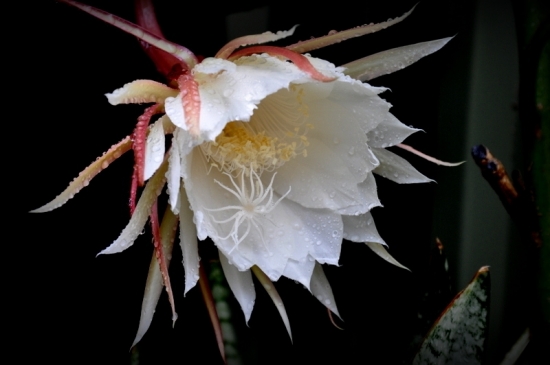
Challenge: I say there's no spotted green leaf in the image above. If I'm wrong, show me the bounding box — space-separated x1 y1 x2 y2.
412 266 490 365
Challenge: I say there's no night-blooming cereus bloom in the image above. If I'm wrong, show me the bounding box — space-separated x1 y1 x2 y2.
35 0 455 348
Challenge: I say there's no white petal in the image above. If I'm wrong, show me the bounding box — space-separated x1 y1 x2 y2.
263 81 389 213
98 162 167 255
164 94 185 129
309 78 391 134
132 256 163 347
251 266 292 341
310 263 340 318
143 116 166 181
219 253 256 323
301 81 382 173
282 258 316 289
268 82 384 211
336 172 381 216
367 113 420 148
182 150 344 279
366 242 410 271
272 138 372 212
132 210 179 347
343 38 453 81
179 186 200 295
371 148 433 183
166 56 315 143
106 79 178 105
166 142 181 214
342 211 386 245
173 127 195 175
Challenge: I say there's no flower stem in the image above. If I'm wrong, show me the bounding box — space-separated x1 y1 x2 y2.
199 264 226 363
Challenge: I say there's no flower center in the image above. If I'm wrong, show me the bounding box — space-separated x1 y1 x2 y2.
200 86 313 175
200 121 298 174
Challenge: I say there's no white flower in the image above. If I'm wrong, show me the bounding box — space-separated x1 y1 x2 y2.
35 0 455 347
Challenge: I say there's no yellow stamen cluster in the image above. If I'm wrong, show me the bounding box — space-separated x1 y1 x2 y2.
201 122 299 174
201 86 313 175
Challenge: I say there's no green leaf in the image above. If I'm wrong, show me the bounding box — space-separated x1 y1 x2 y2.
412 266 490 365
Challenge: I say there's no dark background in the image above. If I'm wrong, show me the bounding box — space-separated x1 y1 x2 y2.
12 0 508 364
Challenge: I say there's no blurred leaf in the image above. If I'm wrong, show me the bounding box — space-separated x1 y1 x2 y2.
412 266 490 365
